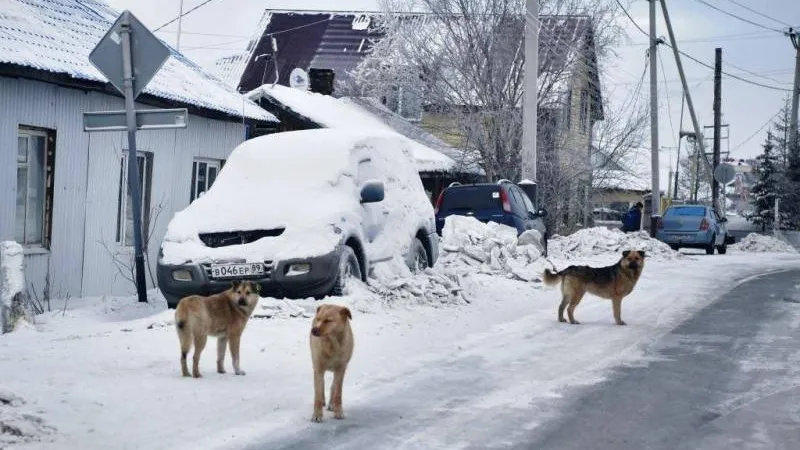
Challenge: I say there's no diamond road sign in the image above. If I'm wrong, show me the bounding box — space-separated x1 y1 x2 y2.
83 108 188 132
88 11 171 99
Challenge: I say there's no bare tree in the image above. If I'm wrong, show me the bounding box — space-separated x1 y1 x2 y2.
101 198 167 291
348 0 635 233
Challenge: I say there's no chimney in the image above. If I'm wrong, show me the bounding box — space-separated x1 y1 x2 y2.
308 68 335 95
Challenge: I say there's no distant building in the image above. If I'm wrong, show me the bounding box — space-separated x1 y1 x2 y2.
0 0 277 298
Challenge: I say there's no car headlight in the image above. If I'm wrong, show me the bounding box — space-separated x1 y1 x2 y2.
172 269 193 281
286 263 311 276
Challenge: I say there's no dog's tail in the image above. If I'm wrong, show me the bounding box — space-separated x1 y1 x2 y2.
176 319 186 330
542 268 562 287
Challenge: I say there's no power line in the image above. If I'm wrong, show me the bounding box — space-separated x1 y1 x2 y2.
693 0 783 34
613 0 793 92
719 0 792 28
731 109 782 153
622 31 780 46
154 0 221 33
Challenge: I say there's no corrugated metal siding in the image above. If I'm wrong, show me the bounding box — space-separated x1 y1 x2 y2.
0 76 246 299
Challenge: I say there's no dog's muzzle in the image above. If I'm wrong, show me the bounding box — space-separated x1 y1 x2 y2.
311 327 321 337
628 262 639 270
237 298 248 306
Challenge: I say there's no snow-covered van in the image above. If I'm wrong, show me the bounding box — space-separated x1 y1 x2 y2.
156 129 439 307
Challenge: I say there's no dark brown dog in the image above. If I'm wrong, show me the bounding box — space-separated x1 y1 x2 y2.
543 250 645 325
310 304 354 422
174 280 261 378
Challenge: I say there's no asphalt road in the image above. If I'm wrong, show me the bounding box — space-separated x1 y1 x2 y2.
245 269 800 450
525 269 800 450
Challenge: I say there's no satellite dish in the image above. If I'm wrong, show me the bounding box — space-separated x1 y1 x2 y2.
352 14 371 31
289 68 309 91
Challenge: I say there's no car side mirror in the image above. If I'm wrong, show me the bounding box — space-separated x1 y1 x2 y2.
536 208 547 218
359 180 385 204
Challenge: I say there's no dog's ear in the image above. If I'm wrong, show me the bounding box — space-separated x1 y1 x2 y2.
230 280 241 289
316 305 323 314
638 250 646 258
622 250 631 258
340 307 352 321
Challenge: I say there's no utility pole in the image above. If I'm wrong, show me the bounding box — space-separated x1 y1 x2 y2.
648 0 661 232
788 29 800 161
176 0 184 51
712 48 722 215
522 0 539 183
660 0 714 195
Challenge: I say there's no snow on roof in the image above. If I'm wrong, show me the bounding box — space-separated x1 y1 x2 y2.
247 84 458 173
0 0 276 123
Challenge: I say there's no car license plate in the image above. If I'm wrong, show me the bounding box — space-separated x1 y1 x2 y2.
676 234 693 242
210 263 265 279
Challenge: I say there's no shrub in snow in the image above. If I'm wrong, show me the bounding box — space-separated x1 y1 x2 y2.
731 233 797 253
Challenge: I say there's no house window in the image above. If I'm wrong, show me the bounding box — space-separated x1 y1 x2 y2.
579 89 589 132
16 127 55 248
190 159 223 202
116 151 154 246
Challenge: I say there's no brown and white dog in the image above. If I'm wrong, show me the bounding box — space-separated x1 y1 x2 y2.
309 304 354 422
174 280 261 378
543 250 646 325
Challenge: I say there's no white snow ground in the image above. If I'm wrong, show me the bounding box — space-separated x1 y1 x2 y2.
2 221 799 449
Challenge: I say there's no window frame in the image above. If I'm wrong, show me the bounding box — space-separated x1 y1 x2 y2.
116 151 154 247
190 158 224 202
16 126 56 249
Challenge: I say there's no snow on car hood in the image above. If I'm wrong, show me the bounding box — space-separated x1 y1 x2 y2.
161 130 367 264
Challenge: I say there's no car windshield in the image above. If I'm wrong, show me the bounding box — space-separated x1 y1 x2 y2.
665 206 705 217
440 186 502 210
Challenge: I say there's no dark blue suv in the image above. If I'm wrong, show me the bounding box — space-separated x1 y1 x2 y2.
434 180 548 252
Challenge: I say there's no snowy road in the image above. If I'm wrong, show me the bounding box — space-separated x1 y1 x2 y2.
242 263 800 450
527 269 800 450
3 253 800 450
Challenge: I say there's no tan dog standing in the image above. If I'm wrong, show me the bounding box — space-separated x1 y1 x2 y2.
309 304 354 422
174 280 261 378
543 250 645 325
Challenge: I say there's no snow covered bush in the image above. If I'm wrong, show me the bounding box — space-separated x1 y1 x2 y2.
731 233 797 253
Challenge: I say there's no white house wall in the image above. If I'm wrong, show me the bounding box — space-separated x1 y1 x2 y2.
0 76 246 299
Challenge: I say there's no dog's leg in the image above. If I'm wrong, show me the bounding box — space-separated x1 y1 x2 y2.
312 369 325 422
327 378 335 411
612 296 626 325
331 368 346 420
567 290 585 325
192 333 207 378
558 296 569 323
217 336 228 374
178 329 192 377
229 333 245 375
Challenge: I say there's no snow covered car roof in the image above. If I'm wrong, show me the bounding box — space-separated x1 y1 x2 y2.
246 84 458 173
0 0 276 123
161 128 432 264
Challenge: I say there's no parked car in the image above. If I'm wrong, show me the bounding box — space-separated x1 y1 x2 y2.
434 180 548 253
157 129 439 308
655 204 729 254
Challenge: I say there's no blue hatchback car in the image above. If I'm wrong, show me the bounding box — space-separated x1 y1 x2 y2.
434 181 549 253
655 205 729 254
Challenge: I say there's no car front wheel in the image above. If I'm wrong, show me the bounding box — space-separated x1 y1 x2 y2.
331 246 362 296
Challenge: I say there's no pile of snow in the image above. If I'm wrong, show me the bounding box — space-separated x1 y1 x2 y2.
0 391 55 446
548 227 680 261
731 233 797 253
437 216 547 283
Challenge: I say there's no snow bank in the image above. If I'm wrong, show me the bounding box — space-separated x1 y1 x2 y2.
0 390 55 446
548 227 680 261
731 233 797 253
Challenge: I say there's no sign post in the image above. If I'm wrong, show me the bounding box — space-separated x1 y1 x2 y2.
713 162 736 217
86 11 185 303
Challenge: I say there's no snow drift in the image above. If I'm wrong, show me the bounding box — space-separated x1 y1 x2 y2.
548 227 680 261
731 233 797 253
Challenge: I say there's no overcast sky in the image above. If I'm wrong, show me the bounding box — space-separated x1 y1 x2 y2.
105 0 798 189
